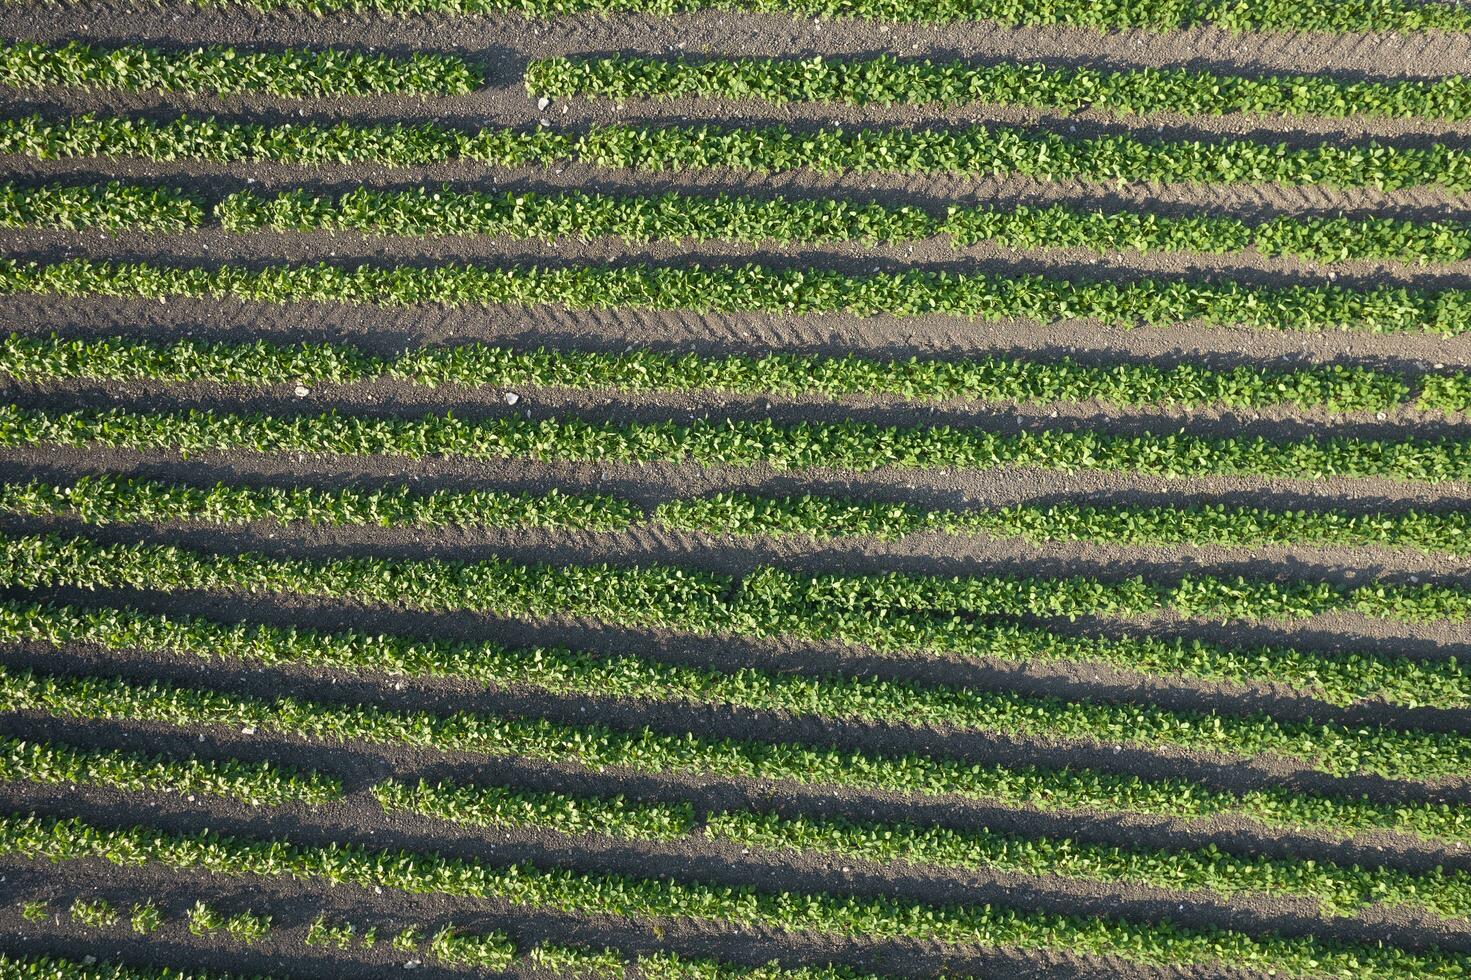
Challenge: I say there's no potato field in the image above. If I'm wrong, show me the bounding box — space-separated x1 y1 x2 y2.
1 0 1471 977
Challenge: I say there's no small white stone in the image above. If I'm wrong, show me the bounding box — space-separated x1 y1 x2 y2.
537 96 550 110
405 962 420 971
294 385 310 398
82 958 97 967
504 391 521 405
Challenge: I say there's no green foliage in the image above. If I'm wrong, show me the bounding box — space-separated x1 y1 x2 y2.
7 402 1471 492
130 900 162 935
426 925 516 969
5 662 1468 844
527 944 626 978
3 256 1467 334
217 184 939 247
704 810 1471 919
0 954 240 979
529 54 1471 122
0 40 479 98
7 111 1471 190
86 0 1471 31
187 902 224 937
7 570 1467 719
0 113 569 168
0 332 1418 413
69 898 117 928
659 492 1471 556
224 910 272 943
305 915 359 949
0 474 637 533
375 779 696 838
636 953 877 980
220 183 1471 266
15 471 1471 562
3 813 1467 978
0 734 340 806
0 182 203 233
8 527 1471 633
20 900 48 922
390 770 1471 919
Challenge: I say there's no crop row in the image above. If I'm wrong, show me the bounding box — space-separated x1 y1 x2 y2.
10 742 1469 926
0 734 340 806
6 529 1469 709
14 472 1471 561
527 54 1471 122
382 775 1471 919
5 257 1468 335
0 40 479 99
0 183 204 233
3 812 1466 978
0 933 869 980
660 491 1471 556
95 0 1471 32
9 402 1471 492
3 558 1460 779
215 185 1471 266
8 525 1471 638
18 179 1471 268
1 332 1428 414
7 112 1471 191
6 660 1466 844
0 952 239 979
34 895 271 946
0 475 637 533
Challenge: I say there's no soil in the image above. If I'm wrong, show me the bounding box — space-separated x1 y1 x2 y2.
0 2 1469 978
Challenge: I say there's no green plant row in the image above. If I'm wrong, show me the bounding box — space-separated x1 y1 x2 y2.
5 812 1468 978
18 176 1471 268
0 734 339 806
0 182 204 233
7 525 1471 643
0 40 479 99
14 462 1471 559
5 528 1469 709
216 184 1471 267
0 551 1463 780
4 256 1468 335
7 658 1468 844
373 778 696 840
18 884 886 980
8 112 1471 191
0 475 637 533
384 774 1471 919
0 942 865 980
98 0 1471 32
0 952 242 979
11 469 1471 562
1 332 1428 414
9 400 1471 495
659 491 1471 556
527 54 1471 122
